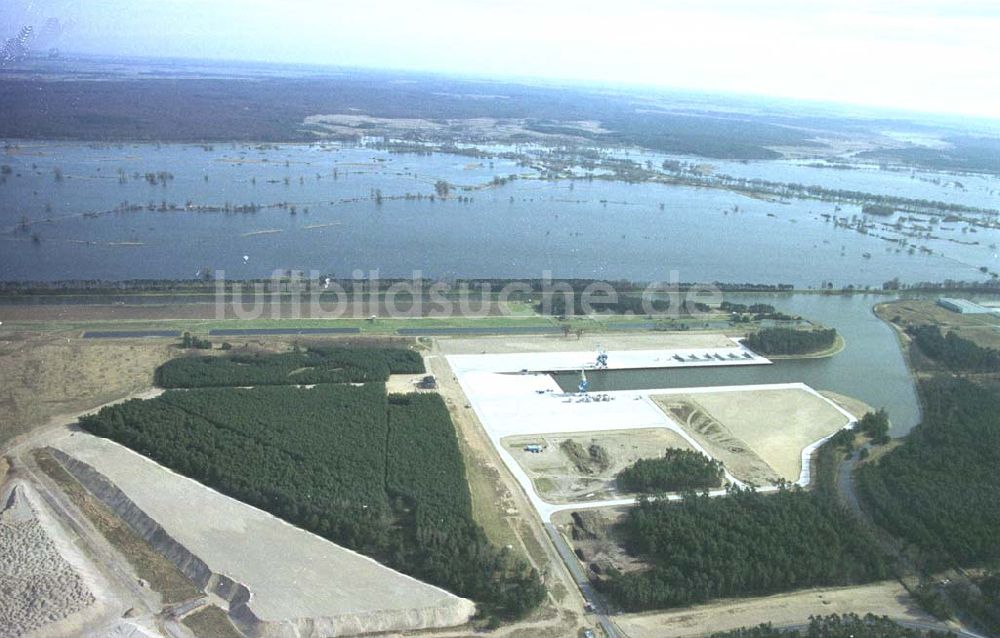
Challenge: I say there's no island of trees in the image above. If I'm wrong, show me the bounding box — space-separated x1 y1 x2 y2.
744 327 838 356
615 448 725 493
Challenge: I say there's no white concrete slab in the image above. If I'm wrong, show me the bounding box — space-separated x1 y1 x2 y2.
447 348 854 521
446 338 770 375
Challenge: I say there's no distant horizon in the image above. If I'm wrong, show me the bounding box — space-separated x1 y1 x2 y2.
3 0 998 122
17 49 1000 132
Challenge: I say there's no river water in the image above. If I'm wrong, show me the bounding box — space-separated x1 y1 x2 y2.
1 141 998 284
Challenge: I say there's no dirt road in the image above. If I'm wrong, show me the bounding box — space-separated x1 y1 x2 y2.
428 353 592 636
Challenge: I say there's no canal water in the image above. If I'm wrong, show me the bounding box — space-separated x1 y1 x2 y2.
553 293 929 436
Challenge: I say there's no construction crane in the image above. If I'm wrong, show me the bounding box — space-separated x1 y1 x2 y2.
595 347 608 369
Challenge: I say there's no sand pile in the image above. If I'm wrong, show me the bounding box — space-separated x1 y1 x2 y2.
0 483 96 637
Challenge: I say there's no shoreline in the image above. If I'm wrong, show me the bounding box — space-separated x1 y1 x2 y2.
763 333 847 360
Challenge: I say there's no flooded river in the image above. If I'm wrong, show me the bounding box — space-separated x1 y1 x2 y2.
1 142 998 284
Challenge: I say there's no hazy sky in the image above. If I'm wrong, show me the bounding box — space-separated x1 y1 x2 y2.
5 0 999 119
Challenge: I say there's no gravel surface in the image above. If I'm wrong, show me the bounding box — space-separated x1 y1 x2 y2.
0 483 95 638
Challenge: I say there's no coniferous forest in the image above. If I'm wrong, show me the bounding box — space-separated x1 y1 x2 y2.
80 351 544 621
857 377 1000 569
906 324 1000 372
615 448 725 493
600 437 888 611
155 346 424 388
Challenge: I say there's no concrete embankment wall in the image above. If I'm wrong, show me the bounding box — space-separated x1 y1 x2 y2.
47 449 262 628
47 447 474 638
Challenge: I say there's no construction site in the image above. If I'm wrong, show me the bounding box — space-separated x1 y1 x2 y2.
446 336 853 520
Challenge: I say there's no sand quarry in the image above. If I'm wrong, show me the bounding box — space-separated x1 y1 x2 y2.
446 336 854 521
43 431 476 638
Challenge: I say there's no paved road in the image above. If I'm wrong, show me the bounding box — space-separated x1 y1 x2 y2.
543 522 622 638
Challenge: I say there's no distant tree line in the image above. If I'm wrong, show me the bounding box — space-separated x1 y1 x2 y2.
536 294 671 316
744 327 838 355
858 138 1000 175
0 278 799 295
704 172 999 217
13 277 1000 296
615 448 724 493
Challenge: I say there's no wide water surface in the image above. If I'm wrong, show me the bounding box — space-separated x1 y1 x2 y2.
1 142 997 284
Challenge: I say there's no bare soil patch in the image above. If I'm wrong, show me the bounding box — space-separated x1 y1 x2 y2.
386 373 430 394
654 397 778 485
616 581 942 638
0 333 172 449
182 605 243 638
0 482 96 638
819 390 874 420
503 429 695 503
653 388 849 484
552 507 648 578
